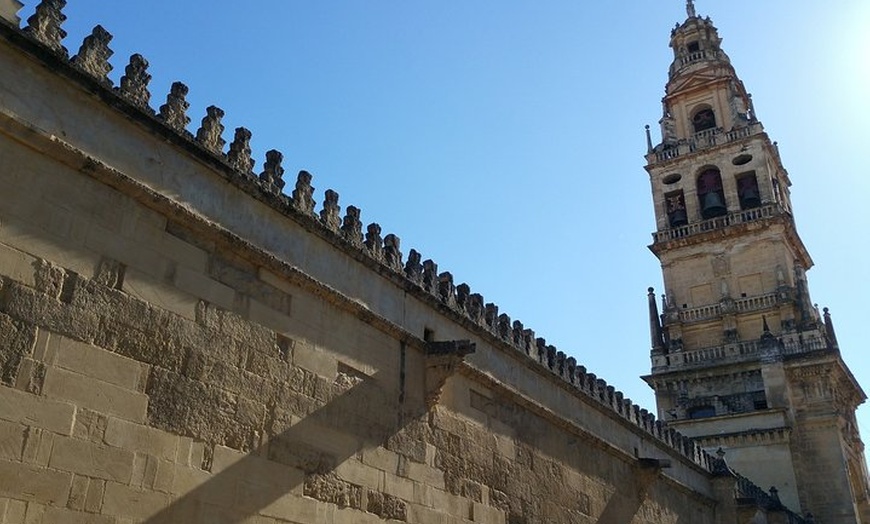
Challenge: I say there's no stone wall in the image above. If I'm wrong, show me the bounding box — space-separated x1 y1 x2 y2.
0 4 798 523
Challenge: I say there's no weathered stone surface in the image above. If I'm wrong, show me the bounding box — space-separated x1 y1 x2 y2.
70 25 113 84
0 313 35 385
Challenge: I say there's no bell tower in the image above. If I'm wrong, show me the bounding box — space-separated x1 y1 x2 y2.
642 2 870 522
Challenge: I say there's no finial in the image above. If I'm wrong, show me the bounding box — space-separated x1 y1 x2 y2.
25 0 68 57
71 25 114 85
159 82 191 135
259 149 286 194
644 124 653 153
0 0 24 26
195 105 226 155
119 54 152 111
227 127 254 176
320 189 341 231
648 287 664 352
291 171 316 215
686 0 696 18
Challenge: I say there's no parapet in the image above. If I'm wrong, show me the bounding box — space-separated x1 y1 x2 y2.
0 0 719 474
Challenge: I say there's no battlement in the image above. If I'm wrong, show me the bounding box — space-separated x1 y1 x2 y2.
0 3 815 522
0 0 731 473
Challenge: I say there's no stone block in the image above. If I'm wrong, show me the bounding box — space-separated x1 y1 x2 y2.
104 417 180 462
335 458 384 489
21 427 53 466
0 419 24 461
0 313 36 387
42 507 115 524
0 458 72 506
0 385 75 435
101 482 171 520
50 334 146 391
42 367 147 423
0 241 37 287
123 267 198 320
173 266 236 312
49 436 135 483
161 232 208 272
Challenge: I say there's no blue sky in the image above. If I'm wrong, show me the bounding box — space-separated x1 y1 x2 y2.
24 1 870 442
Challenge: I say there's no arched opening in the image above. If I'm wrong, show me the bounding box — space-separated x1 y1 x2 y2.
665 190 688 227
737 172 761 209
697 167 727 219
691 106 716 133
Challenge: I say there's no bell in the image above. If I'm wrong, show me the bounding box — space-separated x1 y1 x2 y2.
701 192 727 218
740 187 761 209
669 209 688 227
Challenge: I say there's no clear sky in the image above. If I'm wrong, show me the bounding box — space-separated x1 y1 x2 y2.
25 1 870 443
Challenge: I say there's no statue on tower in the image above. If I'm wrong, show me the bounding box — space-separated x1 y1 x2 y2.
686 0 697 18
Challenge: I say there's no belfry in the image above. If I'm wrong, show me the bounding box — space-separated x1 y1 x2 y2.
643 2 870 522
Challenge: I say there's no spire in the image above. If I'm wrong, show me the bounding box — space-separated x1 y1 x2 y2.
648 287 665 352
823 307 840 351
686 0 696 18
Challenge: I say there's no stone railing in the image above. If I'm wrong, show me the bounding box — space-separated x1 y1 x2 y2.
0 1 723 475
647 120 763 164
657 334 832 372
652 203 784 243
678 292 779 323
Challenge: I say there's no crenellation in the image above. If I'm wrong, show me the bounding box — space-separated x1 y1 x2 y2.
496 313 511 342
194 105 226 156
437 272 456 307
364 223 384 261
259 149 286 195
226 127 255 176
467 293 484 324
292 170 316 216
383 234 402 272
403 249 423 284
23 0 66 56
421 259 438 295
0 0 23 25
341 206 364 246
320 189 342 232
546 344 556 371
70 25 113 85
118 54 152 112
484 303 498 332
535 337 546 365
455 283 470 312
158 81 191 135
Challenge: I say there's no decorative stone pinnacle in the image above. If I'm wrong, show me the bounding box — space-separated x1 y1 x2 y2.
119 54 152 111
227 127 254 176
364 223 384 260
71 25 114 85
25 0 68 57
341 206 363 246
404 249 423 284
291 171 316 215
195 105 226 155
159 82 191 134
383 234 402 271
320 189 341 231
0 0 25 26
259 150 286 194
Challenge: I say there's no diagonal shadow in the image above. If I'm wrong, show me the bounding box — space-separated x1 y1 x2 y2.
144 368 423 523
595 465 660 524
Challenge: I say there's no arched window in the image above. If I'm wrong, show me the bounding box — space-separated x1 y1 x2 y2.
697 168 727 219
737 172 761 209
692 107 716 133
